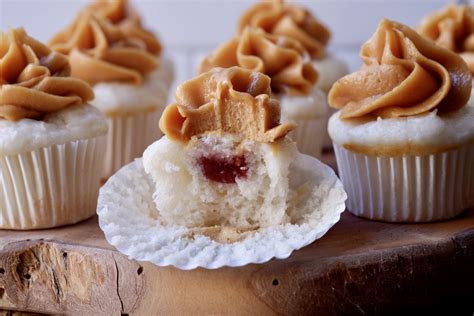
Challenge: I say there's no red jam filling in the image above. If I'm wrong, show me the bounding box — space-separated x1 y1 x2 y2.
198 154 249 184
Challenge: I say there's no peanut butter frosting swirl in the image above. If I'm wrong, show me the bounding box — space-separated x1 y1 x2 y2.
0 28 93 121
200 28 317 96
328 19 472 120
419 4 474 74
160 67 295 142
238 0 330 59
49 11 160 85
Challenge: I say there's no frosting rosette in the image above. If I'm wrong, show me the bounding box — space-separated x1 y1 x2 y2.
200 28 317 96
49 11 160 85
328 19 472 119
238 0 330 59
419 4 474 74
160 67 295 142
0 28 93 121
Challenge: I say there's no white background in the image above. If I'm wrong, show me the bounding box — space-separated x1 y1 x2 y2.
0 0 465 86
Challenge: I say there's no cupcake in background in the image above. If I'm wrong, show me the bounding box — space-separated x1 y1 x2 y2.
237 0 348 149
328 19 474 222
419 3 474 99
0 28 107 229
200 27 327 158
50 0 173 179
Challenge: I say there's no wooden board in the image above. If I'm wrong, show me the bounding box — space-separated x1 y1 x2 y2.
0 154 473 315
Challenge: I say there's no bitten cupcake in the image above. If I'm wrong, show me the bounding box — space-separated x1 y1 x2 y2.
0 28 107 229
200 27 327 157
50 0 173 179
328 19 474 222
238 0 349 148
97 67 346 269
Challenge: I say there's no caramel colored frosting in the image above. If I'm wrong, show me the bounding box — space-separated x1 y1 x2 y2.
160 67 295 142
419 4 474 74
49 9 160 85
0 28 93 121
238 0 330 59
328 19 472 120
200 28 317 96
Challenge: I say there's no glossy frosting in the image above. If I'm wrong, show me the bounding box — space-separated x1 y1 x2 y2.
49 9 160 85
0 28 93 121
160 67 295 142
419 4 474 74
238 0 330 59
328 19 472 120
200 28 317 95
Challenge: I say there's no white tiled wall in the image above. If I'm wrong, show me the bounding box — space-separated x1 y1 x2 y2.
0 0 462 87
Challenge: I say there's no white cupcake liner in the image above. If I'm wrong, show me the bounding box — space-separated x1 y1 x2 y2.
0 136 106 230
334 143 474 222
103 110 162 179
97 155 347 270
288 117 325 158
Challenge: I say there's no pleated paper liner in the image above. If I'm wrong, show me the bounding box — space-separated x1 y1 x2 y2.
334 143 474 222
103 110 163 180
97 154 347 270
0 136 106 229
288 116 326 158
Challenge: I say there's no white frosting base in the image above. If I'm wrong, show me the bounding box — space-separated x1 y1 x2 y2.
91 57 174 115
312 55 349 93
0 104 108 156
279 85 328 121
328 100 474 149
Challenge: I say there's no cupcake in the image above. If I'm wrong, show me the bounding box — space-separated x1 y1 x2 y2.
418 3 474 97
328 19 474 222
97 67 347 269
200 27 327 158
50 0 173 179
237 0 349 148
0 28 108 229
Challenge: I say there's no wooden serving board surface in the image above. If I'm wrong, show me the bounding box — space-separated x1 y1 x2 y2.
0 154 473 315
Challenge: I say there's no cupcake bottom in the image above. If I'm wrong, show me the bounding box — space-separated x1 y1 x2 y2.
322 107 337 150
334 143 474 222
288 117 325 158
0 136 106 229
103 109 162 180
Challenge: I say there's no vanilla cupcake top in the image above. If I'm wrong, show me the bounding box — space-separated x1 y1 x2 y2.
419 4 474 74
329 19 472 120
0 28 94 121
238 0 330 59
160 67 295 142
200 28 317 96
49 1 161 86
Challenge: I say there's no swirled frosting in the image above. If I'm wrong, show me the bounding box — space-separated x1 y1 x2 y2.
328 19 472 120
0 28 93 121
419 4 474 74
160 67 295 142
238 0 330 59
200 28 317 96
49 10 160 85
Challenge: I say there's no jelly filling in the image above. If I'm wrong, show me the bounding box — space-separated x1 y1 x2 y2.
198 154 249 183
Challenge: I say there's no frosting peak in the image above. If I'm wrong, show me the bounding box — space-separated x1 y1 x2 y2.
0 28 93 121
160 67 295 142
419 4 474 74
49 11 160 85
238 0 330 59
328 19 472 120
200 28 318 96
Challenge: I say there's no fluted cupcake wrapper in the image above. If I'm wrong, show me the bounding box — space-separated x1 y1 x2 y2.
0 136 106 230
103 110 162 180
333 143 474 222
289 117 325 158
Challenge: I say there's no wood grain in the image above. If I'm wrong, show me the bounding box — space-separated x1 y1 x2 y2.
0 153 473 315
